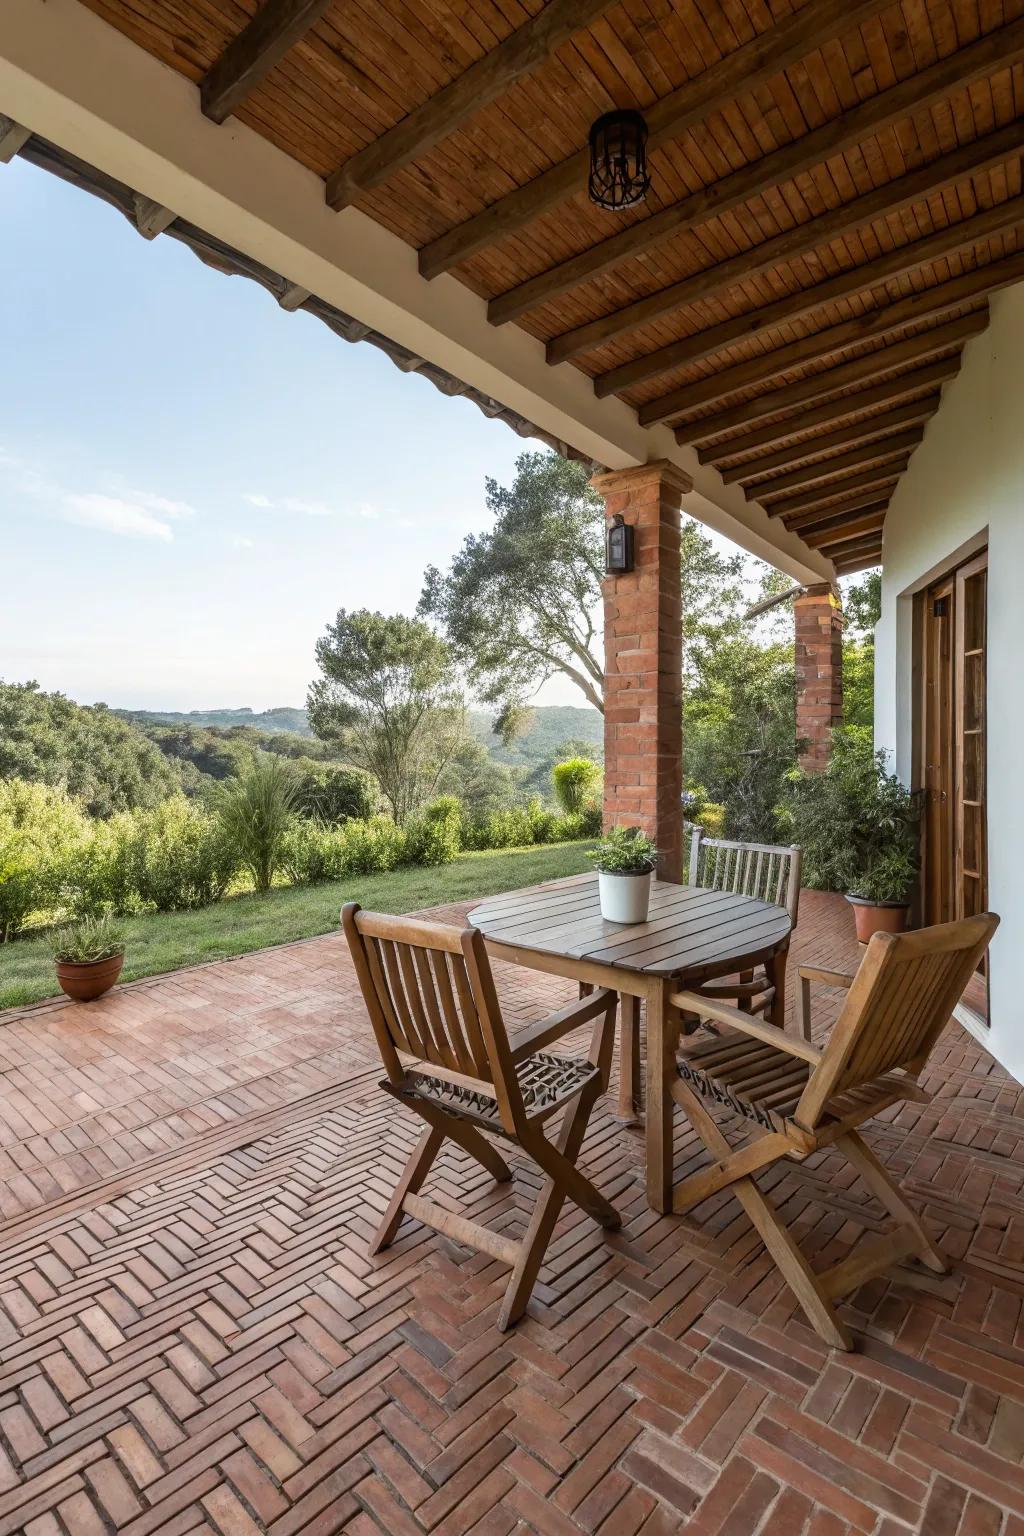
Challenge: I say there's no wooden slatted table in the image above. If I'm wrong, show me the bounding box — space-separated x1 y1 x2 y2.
469 872 792 1212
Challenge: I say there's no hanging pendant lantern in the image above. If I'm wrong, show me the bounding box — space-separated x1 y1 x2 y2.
588 109 650 211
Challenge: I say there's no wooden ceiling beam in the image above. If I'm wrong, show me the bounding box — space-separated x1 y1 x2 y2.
201 0 336 125
0 114 30 164
834 553 883 575
417 0 891 280
561 122 1024 368
325 0 618 212
701 357 961 460
641 233 1023 427
801 511 888 549
586 135 1024 387
486 17 1024 326
755 429 925 500
724 397 941 485
814 531 885 561
678 311 987 445
786 499 891 536
767 465 908 520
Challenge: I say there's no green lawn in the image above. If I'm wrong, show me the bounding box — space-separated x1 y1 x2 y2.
0 841 595 1011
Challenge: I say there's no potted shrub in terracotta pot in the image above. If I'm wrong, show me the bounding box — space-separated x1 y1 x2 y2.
52 914 127 1002
782 731 922 944
591 826 658 924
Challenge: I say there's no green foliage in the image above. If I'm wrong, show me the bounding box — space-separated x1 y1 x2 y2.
842 569 882 633
292 761 375 823
337 815 407 875
214 757 298 893
51 912 127 964
552 756 601 815
405 795 463 867
0 681 185 817
780 729 920 901
420 451 605 716
0 779 90 941
130 797 238 912
590 825 657 875
308 609 466 825
279 819 351 886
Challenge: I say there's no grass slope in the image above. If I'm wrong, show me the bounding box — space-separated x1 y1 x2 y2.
0 841 595 1011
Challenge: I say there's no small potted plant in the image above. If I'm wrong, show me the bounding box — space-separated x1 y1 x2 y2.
51 914 127 1002
783 731 922 943
590 825 658 923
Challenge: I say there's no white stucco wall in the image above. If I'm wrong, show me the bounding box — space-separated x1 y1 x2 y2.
875 282 1024 1084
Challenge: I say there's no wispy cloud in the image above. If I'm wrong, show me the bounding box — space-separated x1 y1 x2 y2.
63 493 178 542
243 492 273 508
0 449 196 542
244 492 389 521
232 535 255 550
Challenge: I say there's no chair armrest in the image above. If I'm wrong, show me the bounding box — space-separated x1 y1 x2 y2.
670 990 822 1064
799 966 856 989
510 988 616 1062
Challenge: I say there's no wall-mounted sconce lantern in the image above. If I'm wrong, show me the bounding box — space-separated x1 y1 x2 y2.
605 514 635 574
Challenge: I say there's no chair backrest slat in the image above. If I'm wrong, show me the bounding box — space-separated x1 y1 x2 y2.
690 833 802 927
796 913 998 1127
429 950 476 1076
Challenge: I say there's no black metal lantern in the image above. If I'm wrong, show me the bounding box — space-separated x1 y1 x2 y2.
588 109 650 211
605 514 635 574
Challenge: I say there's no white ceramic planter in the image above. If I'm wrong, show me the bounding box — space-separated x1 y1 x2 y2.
598 869 653 924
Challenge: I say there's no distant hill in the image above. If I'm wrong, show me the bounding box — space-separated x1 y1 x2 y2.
118 706 312 735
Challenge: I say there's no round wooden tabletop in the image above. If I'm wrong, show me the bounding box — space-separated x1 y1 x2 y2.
469 872 791 980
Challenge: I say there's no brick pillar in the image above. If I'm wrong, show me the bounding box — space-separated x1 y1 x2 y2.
794 582 843 772
591 459 691 882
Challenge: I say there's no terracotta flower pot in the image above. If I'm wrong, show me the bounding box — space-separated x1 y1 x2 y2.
54 953 124 1002
846 895 909 944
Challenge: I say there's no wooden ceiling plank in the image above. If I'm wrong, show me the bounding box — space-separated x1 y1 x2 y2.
701 358 961 460
486 16 1024 326
724 396 941 485
754 427 925 499
201 0 337 125
640 234 1023 427
561 119 1024 371
589 145 1024 390
325 0 620 212
417 0 893 280
0 114 31 164
766 465 908 519
678 312 987 444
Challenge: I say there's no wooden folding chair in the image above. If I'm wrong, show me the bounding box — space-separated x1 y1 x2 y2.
688 830 803 1021
669 912 999 1349
342 903 621 1330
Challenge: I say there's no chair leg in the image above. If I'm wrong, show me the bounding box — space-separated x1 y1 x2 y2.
674 1079 853 1350
369 1124 444 1256
500 1080 618 1330
838 1130 948 1274
616 994 642 1120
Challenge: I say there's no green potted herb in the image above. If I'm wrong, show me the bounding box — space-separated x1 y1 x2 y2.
782 731 922 942
51 914 127 1002
590 826 658 923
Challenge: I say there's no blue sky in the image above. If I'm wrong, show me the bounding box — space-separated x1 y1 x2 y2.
0 156 536 712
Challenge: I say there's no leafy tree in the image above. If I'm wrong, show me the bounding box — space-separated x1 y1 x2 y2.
0 681 187 817
552 756 601 814
292 761 375 823
307 610 466 824
841 567 881 731
420 452 605 717
843 569 882 632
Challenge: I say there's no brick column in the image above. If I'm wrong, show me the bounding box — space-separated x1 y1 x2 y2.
794 582 843 772
591 459 691 882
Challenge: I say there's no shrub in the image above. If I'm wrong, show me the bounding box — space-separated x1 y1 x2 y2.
405 795 462 866
293 762 375 824
280 818 351 885
130 796 237 912
215 756 298 893
66 813 140 917
0 780 89 940
552 756 601 815
338 815 406 874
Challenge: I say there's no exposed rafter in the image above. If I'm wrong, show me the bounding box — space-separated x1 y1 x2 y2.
702 359 961 462
767 465 909 520
679 312 987 446
417 0 892 280
640 237 1023 428
785 493 894 531
201 0 336 125
789 501 891 537
802 511 888 549
755 430 925 502
325 0 617 212
583 145 1024 388
725 397 941 486
485 18 1024 327
0 113 30 163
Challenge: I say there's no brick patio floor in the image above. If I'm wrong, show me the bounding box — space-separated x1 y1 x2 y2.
0 890 1021 1534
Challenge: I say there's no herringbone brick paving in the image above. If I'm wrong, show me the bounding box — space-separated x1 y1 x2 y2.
0 891 1020 1533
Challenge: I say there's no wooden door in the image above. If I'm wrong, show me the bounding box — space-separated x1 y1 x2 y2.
919 552 988 938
